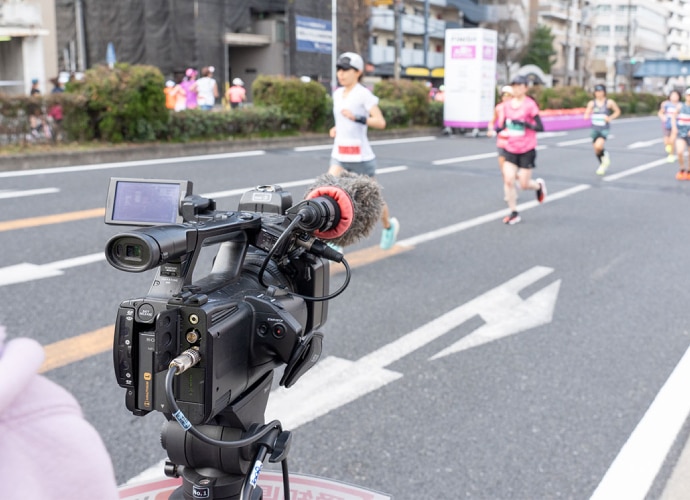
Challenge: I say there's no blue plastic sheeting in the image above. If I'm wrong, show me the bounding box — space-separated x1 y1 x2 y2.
632 59 690 78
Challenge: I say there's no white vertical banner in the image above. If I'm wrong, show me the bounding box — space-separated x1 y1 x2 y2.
443 28 497 129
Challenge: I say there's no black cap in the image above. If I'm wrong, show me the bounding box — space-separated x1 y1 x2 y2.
594 84 606 92
510 75 528 85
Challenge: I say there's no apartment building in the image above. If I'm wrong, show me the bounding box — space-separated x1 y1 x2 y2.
0 0 56 95
369 0 488 78
538 0 592 87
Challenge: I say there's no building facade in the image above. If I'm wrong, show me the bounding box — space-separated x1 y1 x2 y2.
0 0 56 95
3 0 690 99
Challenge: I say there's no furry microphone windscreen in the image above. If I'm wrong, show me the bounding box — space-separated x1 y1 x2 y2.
305 171 383 247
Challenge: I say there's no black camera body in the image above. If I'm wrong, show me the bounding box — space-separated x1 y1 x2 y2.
106 178 329 426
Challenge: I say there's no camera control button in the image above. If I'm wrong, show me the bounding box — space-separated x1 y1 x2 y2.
272 324 286 339
257 322 269 336
136 303 155 323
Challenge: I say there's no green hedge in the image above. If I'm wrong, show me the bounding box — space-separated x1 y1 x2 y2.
252 75 330 132
166 106 300 142
374 79 429 125
68 63 169 143
0 65 667 150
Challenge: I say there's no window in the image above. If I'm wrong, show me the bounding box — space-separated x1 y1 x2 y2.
594 45 609 56
595 25 610 34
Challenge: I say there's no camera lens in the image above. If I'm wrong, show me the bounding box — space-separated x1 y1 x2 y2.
126 244 142 260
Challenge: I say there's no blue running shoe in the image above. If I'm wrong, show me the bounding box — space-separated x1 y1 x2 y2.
380 217 399 250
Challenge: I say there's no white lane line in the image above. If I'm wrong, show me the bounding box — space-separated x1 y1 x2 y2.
293 136 437 152
602 158 667 181
628 138 664 149
557 138 592 146
432 151 497 165
537 132 568 139
590 344 690 500
556 135 616 147
0 154 665 287
202 166 408 198
0 150 267 178
398 184 591 247
0 188 60 199
432 145 547 166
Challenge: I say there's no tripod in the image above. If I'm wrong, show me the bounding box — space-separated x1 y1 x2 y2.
162 371 292 500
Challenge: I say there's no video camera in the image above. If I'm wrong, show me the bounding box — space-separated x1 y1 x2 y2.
105 176 360 499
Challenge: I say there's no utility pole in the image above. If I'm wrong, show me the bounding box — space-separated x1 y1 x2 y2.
563 0 571 86
394 0 402 80
423 0 429 69
626 0 633 90
75 0 87 71
332 0 337 92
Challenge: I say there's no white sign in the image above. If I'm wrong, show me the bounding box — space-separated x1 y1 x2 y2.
443 28 497 129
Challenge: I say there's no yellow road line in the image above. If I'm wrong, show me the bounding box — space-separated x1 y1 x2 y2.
0 208 105 232
40 326 114 373
39 244 413 373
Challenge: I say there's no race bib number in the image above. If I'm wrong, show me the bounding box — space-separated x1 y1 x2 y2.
506 120 525 137
337 140 362 162
592 113 607 127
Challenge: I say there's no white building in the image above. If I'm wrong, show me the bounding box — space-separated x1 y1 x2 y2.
538 0 592 87
0 0 56 96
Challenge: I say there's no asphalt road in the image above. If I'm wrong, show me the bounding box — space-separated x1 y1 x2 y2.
1 117 689 499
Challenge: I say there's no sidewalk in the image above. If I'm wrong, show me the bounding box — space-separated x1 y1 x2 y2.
0 127 441 172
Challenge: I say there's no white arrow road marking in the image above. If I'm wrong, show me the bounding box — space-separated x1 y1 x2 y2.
431 277 560 359
627 138 664 149
0 188 59 199
266 266 558 429
0 253 104 286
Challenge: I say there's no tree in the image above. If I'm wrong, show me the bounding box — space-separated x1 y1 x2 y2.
338 0 372 59
521 25 557 74
483 2 528 84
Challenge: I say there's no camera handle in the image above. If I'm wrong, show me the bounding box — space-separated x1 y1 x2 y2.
163 370 293 500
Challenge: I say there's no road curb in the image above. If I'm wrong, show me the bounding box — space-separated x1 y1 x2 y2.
0 127 442 172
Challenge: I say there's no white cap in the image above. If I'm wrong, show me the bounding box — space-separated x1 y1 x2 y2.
337 52 364 72
685 88 690 95
501 85 513 95
232 78 244 86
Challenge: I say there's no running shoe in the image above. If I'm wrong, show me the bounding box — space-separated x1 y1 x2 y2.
380 217 399 250
597 152 610 175
503 212 521 225
535 178 546 203
677 170 688 181
667 154 677 163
